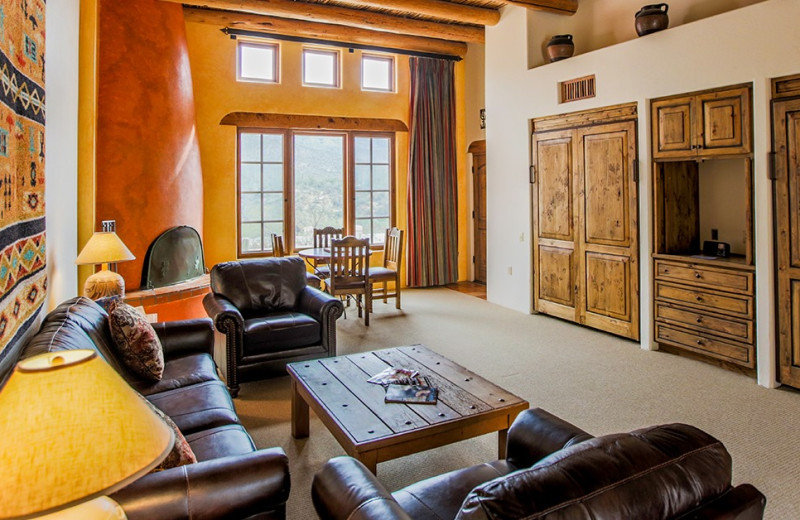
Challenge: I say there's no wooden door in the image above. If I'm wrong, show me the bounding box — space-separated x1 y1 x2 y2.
532 130 578 322
469 141 487 284
652 96 693 159
578 122 639 340
775 97 800 387
696 87 750 156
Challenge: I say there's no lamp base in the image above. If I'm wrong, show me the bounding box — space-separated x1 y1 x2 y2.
36 496 127 519
84 269 125 300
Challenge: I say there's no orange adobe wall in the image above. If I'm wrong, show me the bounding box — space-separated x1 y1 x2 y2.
95 0 203 290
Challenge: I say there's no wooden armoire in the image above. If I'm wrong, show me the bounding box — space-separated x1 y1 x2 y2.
773 74 800 388
530 104 639 340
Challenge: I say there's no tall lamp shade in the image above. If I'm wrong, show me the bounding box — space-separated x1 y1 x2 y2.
0 350 174 519
76 231 135 300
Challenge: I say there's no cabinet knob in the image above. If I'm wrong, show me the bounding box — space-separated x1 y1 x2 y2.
696 339 704 345
694 272 701 279
696 317 703 323
696 295 703 301
663 269 670 274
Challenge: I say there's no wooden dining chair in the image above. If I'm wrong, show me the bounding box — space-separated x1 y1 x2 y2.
271 233 322 289
327 236 371 326
369 227 403 311
312 226 344 277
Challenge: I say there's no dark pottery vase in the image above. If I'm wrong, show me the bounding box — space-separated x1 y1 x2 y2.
635 3 669 36
546 34 574 63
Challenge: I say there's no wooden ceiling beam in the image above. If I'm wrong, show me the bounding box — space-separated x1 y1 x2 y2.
183 7 468 57
220 112 409 132
329 0 500 26
163 0 485 43
501 0 578 15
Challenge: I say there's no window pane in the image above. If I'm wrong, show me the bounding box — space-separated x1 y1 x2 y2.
294 134 344 247
241 223 262 252
355 165 371 190
240 133 261 162
372 218 389 244
355 218 371 241
241 193 261 221
240 163 261 192
355 191 371 219
372 138 390 163
354 137 371 163
304 50 337 86
263 193 283 221
373 164 389 190
373 191 389 217
262 134 283 162
362 56 392 91
240 43 276 82
263 163 283 191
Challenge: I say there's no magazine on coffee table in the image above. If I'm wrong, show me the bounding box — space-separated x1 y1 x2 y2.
367 367 422 386
384 377 438 405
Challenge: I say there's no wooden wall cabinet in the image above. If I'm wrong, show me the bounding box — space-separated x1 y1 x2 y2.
652 85 752 160
651 83 755 372
531 104 639 340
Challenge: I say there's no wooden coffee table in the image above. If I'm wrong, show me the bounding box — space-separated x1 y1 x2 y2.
286 345 529 473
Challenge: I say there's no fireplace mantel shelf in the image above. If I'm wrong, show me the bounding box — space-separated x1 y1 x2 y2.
125 273 210 308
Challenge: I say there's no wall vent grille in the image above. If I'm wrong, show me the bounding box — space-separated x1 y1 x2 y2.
560 75 596 103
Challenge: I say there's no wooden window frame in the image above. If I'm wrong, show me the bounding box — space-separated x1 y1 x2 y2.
361 53 395 93
237 128 395 258
302 47 341 88
237 40 280 84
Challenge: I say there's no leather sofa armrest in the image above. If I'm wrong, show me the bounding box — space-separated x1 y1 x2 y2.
112 448 290 520
677 484 766 520
203 293 244 334
312 456 413 520
297 286 345 322
152 318 214 359
505 408 594 469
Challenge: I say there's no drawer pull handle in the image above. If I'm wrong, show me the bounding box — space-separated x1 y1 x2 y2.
663 269 670 274
696 339 704 345
696 317 703 323
694 273 701 279
695 296 703 302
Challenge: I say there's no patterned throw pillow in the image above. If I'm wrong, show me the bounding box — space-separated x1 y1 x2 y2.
140 395 197 472
108 302 164 381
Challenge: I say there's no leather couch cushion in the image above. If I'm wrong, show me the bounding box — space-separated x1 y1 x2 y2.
210 257 307 314
147 380 239 435
456 423 733 520
243 313 321 355
109 303 165 381
131 353 219 396
394 461 512 520
185 424 256 461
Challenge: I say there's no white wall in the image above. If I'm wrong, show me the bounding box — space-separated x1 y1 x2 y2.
486 0 799 387
45 0 80 309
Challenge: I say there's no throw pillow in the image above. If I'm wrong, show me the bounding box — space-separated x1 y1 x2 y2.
108 302 164 381
140 396 197 472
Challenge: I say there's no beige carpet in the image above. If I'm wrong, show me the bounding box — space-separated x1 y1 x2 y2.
234 287 800 519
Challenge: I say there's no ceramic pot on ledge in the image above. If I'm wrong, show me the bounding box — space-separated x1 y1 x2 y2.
635 3 669 36
546 34 574 63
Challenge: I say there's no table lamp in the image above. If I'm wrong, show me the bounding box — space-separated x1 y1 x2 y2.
0 349 174 519
76 231 135 299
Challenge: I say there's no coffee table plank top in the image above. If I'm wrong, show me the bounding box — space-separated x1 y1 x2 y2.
287 345 529 470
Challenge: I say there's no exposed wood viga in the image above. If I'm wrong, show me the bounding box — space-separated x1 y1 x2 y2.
532 104 639 340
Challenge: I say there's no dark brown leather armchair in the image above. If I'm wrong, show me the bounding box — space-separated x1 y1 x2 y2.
203 257 344 397
312 408 766 520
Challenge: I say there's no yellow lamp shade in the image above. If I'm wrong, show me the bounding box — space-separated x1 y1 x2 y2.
0 350 174 519
75 232 135 266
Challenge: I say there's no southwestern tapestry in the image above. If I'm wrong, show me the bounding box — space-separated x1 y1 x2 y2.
0 0 47 360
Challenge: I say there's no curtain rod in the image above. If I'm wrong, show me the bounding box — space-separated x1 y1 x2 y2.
221 28 463 62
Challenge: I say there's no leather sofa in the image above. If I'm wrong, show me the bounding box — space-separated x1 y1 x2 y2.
204 256 344 397
2 296 289 520
312 408 766 520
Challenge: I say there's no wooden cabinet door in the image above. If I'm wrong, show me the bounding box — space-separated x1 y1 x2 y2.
652 96 693 159
775 97 800 388
532 130 578 321
471 147 487 284
696 87 751 156
578 122 639 339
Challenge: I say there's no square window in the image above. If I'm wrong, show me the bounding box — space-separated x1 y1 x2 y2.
362 54 394 92
238 42 278 83
303 48 339 88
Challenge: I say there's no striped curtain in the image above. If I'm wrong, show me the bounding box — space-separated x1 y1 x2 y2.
406 57 458 287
